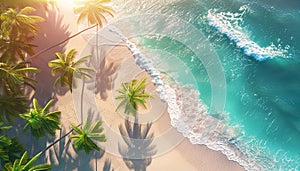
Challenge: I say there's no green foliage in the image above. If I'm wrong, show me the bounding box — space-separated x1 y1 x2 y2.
0 39 36 64
3 151 51 171
70 119 106 154
19 98 61 138
0 6 43 63
0 7 44 41
0 62 39 95
48 49 93 92
115 78 153 115
0 137 24 166
0 122 24 166
0 135 11 163
74 0 115 27
0 95 28 122
0 63 33 123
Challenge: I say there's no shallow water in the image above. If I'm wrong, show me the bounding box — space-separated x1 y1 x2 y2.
111 0 300 170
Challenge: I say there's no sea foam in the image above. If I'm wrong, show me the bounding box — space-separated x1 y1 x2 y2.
108 25 270 171
207 6 290 61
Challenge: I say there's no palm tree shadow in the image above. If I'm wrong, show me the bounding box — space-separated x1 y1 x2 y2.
86 47 118 100
118 117 157 171
29 5 71 105
103 158 114 171
46 125 105 171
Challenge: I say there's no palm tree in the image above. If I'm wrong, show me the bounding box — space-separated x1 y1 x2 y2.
0 61 37 122
118 118 156 171
70 118 106 154
0 95 28 122
0 6 44 41
0 38 36 64
0 122 24 166
73 0 115 77
0 62 40 95
0 136 24 167
19 98 61 138
3 151 51 171
0 6 43 63
115 78 153 115
73 0 115 28
48 49 94 92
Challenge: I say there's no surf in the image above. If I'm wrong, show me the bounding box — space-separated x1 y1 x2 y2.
207 5 290 61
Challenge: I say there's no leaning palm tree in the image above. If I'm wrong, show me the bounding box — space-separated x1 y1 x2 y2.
115 78 153 115
70 118 106 154
48 49 93 92
73 0 115 71
19 98 61 138
0 62 40 96
3 151 51 171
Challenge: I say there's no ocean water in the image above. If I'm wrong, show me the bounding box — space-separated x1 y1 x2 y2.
112 0 300 170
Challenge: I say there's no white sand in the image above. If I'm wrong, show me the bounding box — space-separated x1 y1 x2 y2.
30 1 245 171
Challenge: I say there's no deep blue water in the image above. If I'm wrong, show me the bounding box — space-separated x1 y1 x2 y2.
114 0 300 170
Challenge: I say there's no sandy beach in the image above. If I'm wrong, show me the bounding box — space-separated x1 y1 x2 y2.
30 1 245 170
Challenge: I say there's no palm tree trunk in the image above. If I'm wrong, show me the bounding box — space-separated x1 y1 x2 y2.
39 124 80 155
26 24 97 62
80 77 85 123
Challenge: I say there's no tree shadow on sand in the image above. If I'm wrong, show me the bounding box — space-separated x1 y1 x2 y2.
29 5 71 105
46 126 105 171
103 158 115 171
46 108 105 170
118 117 157 171
86 47 118 100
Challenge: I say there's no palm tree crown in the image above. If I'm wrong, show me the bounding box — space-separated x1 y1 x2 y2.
3 151 51 171
70 118 106 154
0 6 44 41
19 98 61 138
115 78 153 115
48 48 93 92
74 0 115 27
0 62 39 95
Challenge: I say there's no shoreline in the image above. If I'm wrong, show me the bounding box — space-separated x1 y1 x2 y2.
31 1 245 170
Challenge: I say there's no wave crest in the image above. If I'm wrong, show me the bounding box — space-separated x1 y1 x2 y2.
207 5 290 61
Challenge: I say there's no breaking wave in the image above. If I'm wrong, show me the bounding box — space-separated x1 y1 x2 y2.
207 5 290 61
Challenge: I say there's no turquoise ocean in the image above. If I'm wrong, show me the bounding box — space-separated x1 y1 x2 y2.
112 0 300 170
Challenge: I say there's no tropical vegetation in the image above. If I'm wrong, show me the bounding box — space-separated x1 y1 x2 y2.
0 6 44 64
3 151 51 171
70 118 106 154
19 98 61 138
48 48 93 92
0 0 122 169
115 78 153 115
73 0 115 27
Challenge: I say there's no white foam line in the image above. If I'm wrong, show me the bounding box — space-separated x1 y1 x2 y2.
207 7 289 61
108 25 268 171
